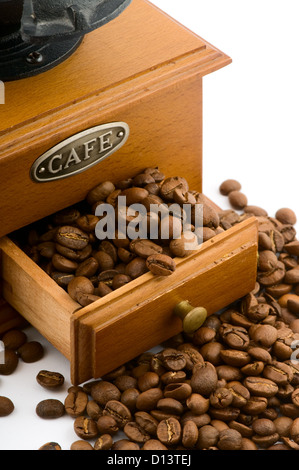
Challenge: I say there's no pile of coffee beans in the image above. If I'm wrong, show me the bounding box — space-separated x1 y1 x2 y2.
17 168 229 307
3 177 299 450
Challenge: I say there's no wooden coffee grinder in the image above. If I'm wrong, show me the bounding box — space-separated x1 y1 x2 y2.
0 0 258 383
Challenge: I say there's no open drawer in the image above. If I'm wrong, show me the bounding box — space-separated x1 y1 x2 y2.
0 215 258 384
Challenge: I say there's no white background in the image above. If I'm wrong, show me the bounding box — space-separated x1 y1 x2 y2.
1 0 299 450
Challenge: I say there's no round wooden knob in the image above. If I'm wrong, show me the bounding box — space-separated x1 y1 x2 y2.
174 301 207 334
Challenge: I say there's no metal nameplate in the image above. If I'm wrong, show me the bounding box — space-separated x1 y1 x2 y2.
30 122 130 183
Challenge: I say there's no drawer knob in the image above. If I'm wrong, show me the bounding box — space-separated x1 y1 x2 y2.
174 301 207 334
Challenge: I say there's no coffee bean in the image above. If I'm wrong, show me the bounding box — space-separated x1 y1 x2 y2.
219 179 242 195
124 421 151 443
75 257 99 277
39 442 61 450
0 396 14 416
64 389 88 417
86 181 115 205
103 400 132 428
67 276 94 302
134 411 158 436
111 439 140 450
18 341 44 363
97 415 119 435
228 191 248 210
1 329 27 350
160 177 189 201
190 361 218 396
142 439 168 450
55 226 89 250
74 416 98 440
244 377 278 397
70 440 94 450
275 208 297 226
146 253 176 276
157 417 181 446
36 370 64 389
76 214 99 233
36 399 65 419
252 418 276 436
91 381 121 406
0 349 18 375
197 424 219 449
218 428 242 450
161 348 187 371
86 400 102 420
94 434 113 450
136 388 163 411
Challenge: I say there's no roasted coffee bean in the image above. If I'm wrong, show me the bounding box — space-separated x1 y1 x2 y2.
55 226 89 250
275 207 297 226
39 442 61 451
219 324 250 350
1 329 27 350
137 372 159 392
36 399 65 419
197 424 219 449
51 272 75 287
161 348 187 371
186 393 209 415
112 273 131 290
36 370 64 389
121 388 140 411
157 397 184 415
75 257 99 277
67 276 94 302
124 421 151 443
94 434 113 450
210 387 233 409
146 253 176 276
86 181 115 205
91 381 121 406
263 361 293 385
160 176 189 201
52 253 78 273
70 440 94 450
218 428 242 450
130 239 163 258
157 417 181 446
74 416 98 440
219 179 242 195
64 390 88 417
252 418 276 436
86 400 102 420
76 214 99 233
136 388 163 411
103 400 132 428
97 415 119 435
125 257 148 279
142 439 168 450
181 420 199 449
0 396 14 416
17 341 44 363
134 411 158 436
111 439 140 450
228 191 248 210
244 377 278 397
220 349 251 367
0 349 18 375
190 361 218 396
163 382 192 401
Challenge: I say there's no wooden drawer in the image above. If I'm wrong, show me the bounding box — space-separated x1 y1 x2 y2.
0 215 258 384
